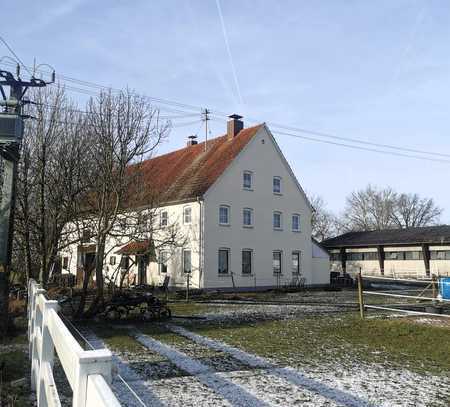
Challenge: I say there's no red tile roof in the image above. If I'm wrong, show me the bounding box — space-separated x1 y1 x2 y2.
130 124 263 206
116 239 155 257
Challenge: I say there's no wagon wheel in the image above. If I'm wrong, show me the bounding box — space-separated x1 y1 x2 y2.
160 307 171 319
116 305 129 320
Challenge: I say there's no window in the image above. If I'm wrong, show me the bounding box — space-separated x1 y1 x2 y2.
159 251 168 273
430 250 450 260
242 249 252 274
363 252 378 261
243 171 253 189
183 249 192 273
218 249 230 274
62 257 69 270
219 205 230 225
292 214 300 232
385 251 404 260
81 228 91 243
292 251 301 274
109 256 116 266
160 211 168 227
347 252 363 261
120 255 130 269
273 176 281 194
273 251 282 274
273 211 282 230
243 208 253 227
330 252 341 261
183 206 192 224
404 251 423 260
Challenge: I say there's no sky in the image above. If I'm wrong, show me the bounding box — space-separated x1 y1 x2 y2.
2 0 450 222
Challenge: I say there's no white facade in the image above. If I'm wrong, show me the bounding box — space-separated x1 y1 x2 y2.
60 125 330 290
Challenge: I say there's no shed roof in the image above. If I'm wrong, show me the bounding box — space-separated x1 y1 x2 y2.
322 225 450 248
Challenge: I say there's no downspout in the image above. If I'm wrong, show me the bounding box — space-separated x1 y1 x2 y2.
197 196 204 289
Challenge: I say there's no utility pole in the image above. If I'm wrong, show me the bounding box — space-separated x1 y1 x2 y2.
202 108 210 152
0 63 54 336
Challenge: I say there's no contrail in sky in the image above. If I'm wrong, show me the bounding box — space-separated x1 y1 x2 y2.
215 0 244 107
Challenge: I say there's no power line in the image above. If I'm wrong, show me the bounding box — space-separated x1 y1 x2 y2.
0 35 33 77
1 58 449 162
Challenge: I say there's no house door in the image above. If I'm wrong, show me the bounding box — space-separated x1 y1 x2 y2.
137 255 148 285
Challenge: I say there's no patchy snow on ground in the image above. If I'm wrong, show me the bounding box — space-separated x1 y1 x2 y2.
165 325 450 407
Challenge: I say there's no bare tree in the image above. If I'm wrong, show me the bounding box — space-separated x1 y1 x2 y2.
391 193 442 228
309 194 337 241
340 185 443 232
78 90 170 314
14 87 91 284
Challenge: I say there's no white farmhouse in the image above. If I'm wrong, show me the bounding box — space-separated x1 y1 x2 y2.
60 115 329 290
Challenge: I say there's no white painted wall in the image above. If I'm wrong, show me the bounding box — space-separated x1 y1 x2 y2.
202 125 320 289
60 202 201 289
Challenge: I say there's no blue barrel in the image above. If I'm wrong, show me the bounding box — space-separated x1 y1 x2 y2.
440 277 450 299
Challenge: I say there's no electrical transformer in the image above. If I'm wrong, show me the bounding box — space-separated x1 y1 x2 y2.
0 113 23 144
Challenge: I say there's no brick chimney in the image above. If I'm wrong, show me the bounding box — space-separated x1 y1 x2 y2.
187 135 198 146
227 114 243 140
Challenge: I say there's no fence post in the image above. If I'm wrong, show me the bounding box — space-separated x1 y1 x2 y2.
38 299 59 406
72 349 114 407
357 270 365 319
30 285 46 391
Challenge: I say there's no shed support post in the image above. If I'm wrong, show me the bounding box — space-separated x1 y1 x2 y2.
377 246 385 276
422 244 430 277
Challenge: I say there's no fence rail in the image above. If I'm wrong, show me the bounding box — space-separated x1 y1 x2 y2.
28 279 121 407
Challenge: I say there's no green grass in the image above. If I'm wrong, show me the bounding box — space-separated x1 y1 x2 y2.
0 342 29 407
191 314 450 375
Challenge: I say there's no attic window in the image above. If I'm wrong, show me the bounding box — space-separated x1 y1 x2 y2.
183 206 192 224
243 171 253 190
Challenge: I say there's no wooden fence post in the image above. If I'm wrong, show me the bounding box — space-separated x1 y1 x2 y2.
357 270 365 319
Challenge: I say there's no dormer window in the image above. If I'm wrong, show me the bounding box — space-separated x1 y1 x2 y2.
243 171 253 190
273 176 282 194
183 206 192 224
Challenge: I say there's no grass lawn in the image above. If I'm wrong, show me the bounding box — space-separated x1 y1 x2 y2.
190 313 450 376
0 332 29 407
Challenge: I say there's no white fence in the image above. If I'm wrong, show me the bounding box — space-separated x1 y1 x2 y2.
28 279 121 407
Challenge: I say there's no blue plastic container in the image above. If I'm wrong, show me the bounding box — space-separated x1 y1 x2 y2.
440 277 450 300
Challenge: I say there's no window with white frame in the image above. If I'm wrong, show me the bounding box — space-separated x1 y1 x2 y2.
292 251 301 274
292 214 300 232
219 205 230 225
62 257 69 269
218 248 230 274
243 171 253 190
273 251 282 274
159 251 168 273
242 249 252 274
183 249 192 273
273 176 282 194
183 206 192 224
160 211 168 227
273 211 282 230
109 256 116 266
243 208 253 227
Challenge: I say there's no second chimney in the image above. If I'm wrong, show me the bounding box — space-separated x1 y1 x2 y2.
187 135 198 146
227 114 244 140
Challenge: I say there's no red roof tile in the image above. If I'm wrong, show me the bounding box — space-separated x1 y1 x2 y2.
130 124 263 206
116 239 155 257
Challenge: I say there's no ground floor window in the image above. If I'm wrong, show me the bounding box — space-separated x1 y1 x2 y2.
218 248 230 274
292 251 301 274
120 255 130 269
62 256 69 269
159 251 168 273
183 249 192 273
242 249 252 274
273 251 282 274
